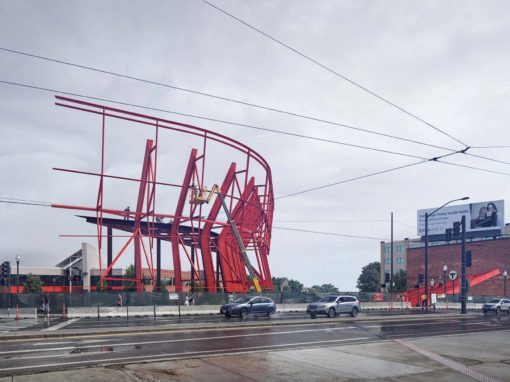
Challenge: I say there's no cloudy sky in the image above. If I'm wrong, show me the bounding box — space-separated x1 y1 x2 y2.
1 1 509 290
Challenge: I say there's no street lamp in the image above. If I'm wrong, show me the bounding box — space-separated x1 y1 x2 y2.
443 264 448 309
504 270 508 297
15 255 20 295
424 196 469 312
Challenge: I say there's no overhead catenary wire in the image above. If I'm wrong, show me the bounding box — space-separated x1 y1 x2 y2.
0 80 445 161
0 49 506 165
1 80 508 198
201 0 468 148
0 47 463 153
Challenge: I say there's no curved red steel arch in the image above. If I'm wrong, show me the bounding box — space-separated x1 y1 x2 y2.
52 96 274 293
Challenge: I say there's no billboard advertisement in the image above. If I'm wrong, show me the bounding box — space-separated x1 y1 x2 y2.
417 199 504 237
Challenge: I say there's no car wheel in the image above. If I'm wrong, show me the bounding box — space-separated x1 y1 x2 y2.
327 308 336 318
310 313 316 319
240 309 248 319
225 312 231 318
351 308 358 317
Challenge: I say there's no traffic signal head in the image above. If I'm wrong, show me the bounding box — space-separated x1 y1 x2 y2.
466 250 472 267
418 273 424 284
385 273 390 283
453 221 461 237
1 261 10 277
445 228 452 242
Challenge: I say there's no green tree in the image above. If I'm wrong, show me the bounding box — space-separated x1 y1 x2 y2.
392 270 407 293
272 277 303 293
24 273 42 293
319 283 339 293
356 262 381 292
309 283 339 293
123 264 136 288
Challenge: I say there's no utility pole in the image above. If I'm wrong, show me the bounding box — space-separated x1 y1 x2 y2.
390 212 393 293
461 215 467 314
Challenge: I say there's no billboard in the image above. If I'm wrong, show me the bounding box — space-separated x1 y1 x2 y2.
417 199 504 237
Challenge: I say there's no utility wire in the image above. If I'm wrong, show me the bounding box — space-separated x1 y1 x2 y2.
201 0 468 148
277 150 510 199
273 226 386 241
0 80 441 161
0 47 462 153
0 47 506 166
0 197 388 240
2 80 508 197
276 160 427 199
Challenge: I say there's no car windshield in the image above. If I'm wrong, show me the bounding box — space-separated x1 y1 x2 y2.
489 298 500 303
319 296 338 303
234 297 252 304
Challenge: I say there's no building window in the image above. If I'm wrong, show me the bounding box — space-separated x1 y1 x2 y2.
396 257 405 264
396 245 403 253
384 258 391 264
384 246 391 254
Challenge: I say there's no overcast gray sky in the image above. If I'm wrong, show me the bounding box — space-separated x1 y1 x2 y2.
1 1 509 290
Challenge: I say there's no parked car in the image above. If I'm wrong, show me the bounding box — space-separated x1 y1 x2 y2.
220 296 276 319
482 298 510 315
306 295 361 318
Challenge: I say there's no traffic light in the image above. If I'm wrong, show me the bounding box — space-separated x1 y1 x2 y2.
445 228 452 241
418 273 424 284
466 250 472 267
453 221 461 237
1 261 10 278
385 273 390 283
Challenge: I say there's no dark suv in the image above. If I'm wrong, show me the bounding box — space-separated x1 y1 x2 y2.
306 295 361 318
220 296 276 319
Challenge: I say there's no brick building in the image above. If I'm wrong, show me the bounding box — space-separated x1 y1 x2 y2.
406 236 510 296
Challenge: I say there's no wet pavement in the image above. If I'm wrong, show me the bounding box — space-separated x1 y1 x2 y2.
0 311 508 380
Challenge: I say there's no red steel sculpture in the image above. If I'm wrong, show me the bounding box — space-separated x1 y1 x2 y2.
52 96 274 293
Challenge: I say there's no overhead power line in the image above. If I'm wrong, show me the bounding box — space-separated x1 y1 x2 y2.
201 0 468 148
0 46 461 153
0 80 440 161
2 80 508 198
276 149 510 199
273 226 386 241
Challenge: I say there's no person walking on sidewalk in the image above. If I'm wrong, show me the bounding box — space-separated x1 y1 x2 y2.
42 296 50 326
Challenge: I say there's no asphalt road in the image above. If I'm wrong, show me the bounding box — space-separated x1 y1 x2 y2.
1 312 509 376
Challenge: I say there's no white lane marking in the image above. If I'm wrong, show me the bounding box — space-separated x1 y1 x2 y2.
42 318 80 331
33 341 75 346
0 326 363 355
0 336 372 371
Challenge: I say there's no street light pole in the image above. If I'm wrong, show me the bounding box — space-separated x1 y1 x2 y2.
16 255 20 296
504 270 508 297
461 215 467 314
424 196 469 313
443 264 448 309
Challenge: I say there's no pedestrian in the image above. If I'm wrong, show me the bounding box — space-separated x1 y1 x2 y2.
184 294 189 306
123 206 130 220
190 293 195 305
420 293 427 310
117 293 123 307
42 296 50 325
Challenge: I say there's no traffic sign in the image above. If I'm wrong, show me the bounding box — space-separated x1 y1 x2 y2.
449 271 458 281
